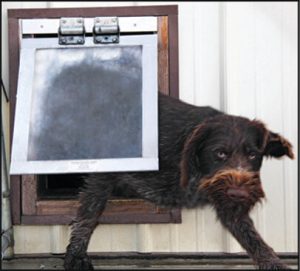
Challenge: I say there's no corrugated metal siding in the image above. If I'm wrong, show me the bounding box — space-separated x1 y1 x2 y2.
2 1 297 254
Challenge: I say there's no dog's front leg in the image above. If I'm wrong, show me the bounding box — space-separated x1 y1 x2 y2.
218 213 290 270
64 179 113 270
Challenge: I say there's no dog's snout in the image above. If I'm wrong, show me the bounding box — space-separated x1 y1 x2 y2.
199 169 265 202
227 187 249 199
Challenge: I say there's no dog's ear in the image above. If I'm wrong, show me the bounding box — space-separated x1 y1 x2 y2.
264 131 294 159
252 120 294 159
180 124 210 188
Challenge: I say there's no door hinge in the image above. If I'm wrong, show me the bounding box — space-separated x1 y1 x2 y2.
93 17 120 44
58 17 85 45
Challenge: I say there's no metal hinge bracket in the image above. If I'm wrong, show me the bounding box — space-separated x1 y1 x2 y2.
93 17 120 44
58 17 85 45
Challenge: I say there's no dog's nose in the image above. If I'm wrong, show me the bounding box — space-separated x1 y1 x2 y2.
227 187 249 199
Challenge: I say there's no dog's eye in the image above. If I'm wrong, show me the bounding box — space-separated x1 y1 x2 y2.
248 152 257 160
216 151 228 160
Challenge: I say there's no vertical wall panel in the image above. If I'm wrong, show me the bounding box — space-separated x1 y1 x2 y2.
89 225 112 252
196 206 226 252
110 225 138 252
224 2 297 253
223 3 257 118
14 226 53 254
136 224 152 252
281 3 298 251
223 2 258 253
172 210 198 252
193 3 221 109
147 224 172 252
178 3 196 104
50 225 68 253
254 4 286 249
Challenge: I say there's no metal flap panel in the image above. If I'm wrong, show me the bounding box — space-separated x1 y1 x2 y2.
10 35 158 174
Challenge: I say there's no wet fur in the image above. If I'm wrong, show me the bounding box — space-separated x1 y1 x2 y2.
64 93 293 270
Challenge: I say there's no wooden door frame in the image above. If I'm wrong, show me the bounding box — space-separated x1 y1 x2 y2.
8 5 180 225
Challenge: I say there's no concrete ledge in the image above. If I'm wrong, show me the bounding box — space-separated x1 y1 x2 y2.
2 252 298 270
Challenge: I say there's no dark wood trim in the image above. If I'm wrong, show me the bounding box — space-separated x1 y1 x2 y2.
8 14 21 225
22 206 181 225
8 5 180 225
158 16 169 95
22 175 37 215
29 199 181 224
10 176 21 224
8 16 19 151
19 173 182 225
170 208 182 223
35 199 170 215
7 5 178 19
168 14 179 98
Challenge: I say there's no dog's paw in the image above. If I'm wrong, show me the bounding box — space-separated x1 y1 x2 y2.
64 253 94 270
258 260 291 270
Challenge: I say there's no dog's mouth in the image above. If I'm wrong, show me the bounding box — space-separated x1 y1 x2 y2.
199 169 265 207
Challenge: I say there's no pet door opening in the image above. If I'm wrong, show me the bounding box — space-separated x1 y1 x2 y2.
11 22 158 174
37 174 139 199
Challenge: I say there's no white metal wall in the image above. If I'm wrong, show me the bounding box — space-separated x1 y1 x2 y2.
1 2 297 254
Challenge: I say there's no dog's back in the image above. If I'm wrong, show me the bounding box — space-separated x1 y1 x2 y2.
158 93 222 169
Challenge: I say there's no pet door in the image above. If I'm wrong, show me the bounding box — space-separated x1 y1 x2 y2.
10 17 158 174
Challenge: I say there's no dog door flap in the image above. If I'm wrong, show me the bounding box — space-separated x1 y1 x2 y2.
11 18 158 174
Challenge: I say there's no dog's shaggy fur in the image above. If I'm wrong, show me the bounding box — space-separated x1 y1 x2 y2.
64 94 294 270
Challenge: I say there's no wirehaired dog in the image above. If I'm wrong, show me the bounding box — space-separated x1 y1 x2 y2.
64 94 294 270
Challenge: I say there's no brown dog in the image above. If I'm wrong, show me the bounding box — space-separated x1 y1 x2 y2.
64 93 294 270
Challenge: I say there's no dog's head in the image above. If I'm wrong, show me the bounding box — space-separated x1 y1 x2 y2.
180 115 294 211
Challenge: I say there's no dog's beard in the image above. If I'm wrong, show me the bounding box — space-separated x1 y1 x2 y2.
198 169 265 217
